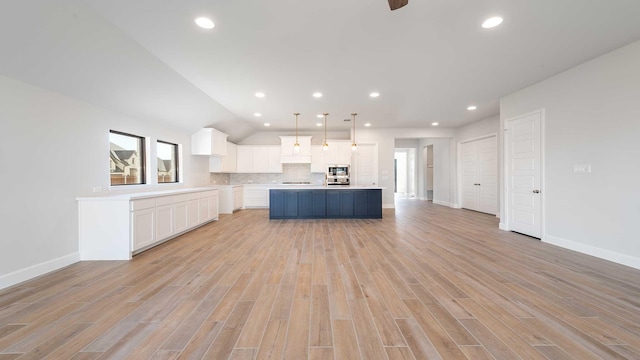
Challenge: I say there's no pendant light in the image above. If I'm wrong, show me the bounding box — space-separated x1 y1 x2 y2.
351 112 358 151
293 112 300 153
322 113 329 151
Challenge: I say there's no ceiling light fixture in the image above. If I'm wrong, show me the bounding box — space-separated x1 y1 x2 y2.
313 92 323 98
322 113 329 151
482 16 503 29
194 17 215 29
255 92 265 98
351 113 358 151
293 112 301 153
364 123 371 127
467 105 477 111
317 114 323 118
369 92 380 98
432 122 439 126
254 113 262 117
264 123 270 127
316 123 323 127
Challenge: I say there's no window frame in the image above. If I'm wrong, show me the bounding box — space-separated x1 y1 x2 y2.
109 130 147 186
157 140 180 184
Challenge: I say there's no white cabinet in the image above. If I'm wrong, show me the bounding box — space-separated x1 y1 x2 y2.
233 186 244 210
236 146 282 173
219 185 243 213
209 141 237 173
131 207 155 251
244 185 269 208
192 128 228 156
78 188 219 260
352 143 378 186
310 145 326 173
325 141 353 165
280 136 312 163
311 141 352 171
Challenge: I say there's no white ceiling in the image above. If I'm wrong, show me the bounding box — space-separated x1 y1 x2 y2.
2 0 640 141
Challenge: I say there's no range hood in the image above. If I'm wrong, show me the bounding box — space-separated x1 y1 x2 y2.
280 136 312 163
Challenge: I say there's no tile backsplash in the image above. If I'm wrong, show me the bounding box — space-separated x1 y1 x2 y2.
207 164 325 185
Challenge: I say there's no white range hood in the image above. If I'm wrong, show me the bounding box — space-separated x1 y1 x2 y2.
280 136 312 163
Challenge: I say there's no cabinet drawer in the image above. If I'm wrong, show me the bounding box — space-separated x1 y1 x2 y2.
155 196 174 207
130 198 156 211
202 190 217 198
174 193 191 203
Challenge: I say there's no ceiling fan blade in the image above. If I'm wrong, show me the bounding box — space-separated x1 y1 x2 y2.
388 0 408 10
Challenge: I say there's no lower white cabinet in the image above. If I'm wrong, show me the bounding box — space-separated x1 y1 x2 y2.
244 185 269 208
219 185 243 213
78 188 219 260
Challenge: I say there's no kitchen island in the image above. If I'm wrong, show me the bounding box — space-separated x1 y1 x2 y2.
269 186 383 219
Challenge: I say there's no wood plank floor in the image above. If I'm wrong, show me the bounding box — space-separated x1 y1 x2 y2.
1 200 639 359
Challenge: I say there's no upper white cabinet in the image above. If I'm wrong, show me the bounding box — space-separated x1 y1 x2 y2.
191 128 228 156
324 140 353 165
280 136 312 163
310 145 326 173
209 141 237 173
237 145 282 173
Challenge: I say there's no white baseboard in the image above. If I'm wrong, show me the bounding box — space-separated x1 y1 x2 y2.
544 234 640 270
0 252 80 290
383 203 395 209
452 203 461 209
433 200 454 208
499 222 509 231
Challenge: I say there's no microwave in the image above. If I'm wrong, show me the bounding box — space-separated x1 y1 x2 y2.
327 165 350 185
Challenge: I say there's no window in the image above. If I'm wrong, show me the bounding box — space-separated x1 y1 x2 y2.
157 140 179 183
109 130 146 185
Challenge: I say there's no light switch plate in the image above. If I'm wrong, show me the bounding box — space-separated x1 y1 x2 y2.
573 164 591 173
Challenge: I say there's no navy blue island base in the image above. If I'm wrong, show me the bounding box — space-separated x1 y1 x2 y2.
269 188 382 219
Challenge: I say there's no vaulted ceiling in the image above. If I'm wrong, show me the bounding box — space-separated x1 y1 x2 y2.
2 0 640 141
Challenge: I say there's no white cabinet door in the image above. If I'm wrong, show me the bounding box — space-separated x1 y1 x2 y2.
267 146 283 173
174 201 189 233
223 142 237 172
191 128 228 156
310 145 326 173
460 141 479 211
233 186 244 210
236 146 253 173
155 204 174 241
131 208 155 251
209 193 219 220
252 147 269 173
198 197 210 223
187 200 200 228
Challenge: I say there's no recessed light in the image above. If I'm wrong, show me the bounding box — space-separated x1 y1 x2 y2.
263 123 270 127
369 92 380 98
316 123 323 127
313 92 323 98
316 114 323 118
432 122 439 126
482 16 503 29
254 113 262 117
364 123 371 127
255 92 265 98
467 105 477 111
194 17 215 29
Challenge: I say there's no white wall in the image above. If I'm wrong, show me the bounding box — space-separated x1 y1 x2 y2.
0 75 210 288
500 40 640 268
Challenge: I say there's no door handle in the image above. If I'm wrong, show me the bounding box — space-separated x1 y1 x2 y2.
533 190 540 194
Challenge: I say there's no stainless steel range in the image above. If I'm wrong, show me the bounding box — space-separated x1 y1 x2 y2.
327 165 350 185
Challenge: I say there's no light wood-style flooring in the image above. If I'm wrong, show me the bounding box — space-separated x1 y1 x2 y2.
1 200 639 359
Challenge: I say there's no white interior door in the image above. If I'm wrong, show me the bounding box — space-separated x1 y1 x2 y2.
507 112 542 238
460 141 479 210
477 137 497 214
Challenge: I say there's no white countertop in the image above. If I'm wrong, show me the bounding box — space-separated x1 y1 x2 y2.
77 187 218 201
